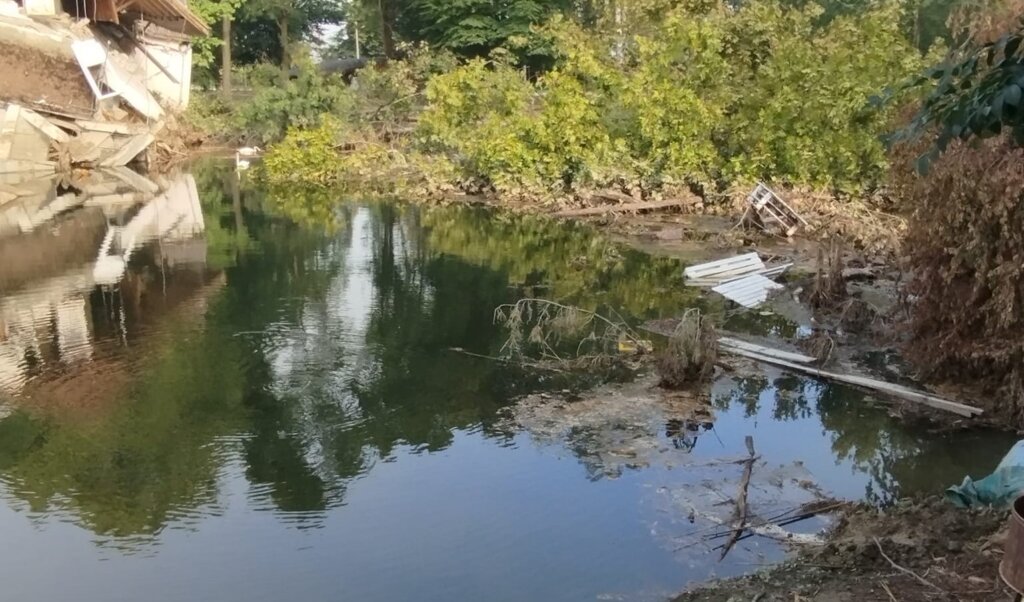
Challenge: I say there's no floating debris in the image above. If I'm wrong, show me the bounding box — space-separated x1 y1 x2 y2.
683 252 792 287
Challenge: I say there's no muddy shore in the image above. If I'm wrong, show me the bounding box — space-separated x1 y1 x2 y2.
673 497 1013 601
488 201 1022 599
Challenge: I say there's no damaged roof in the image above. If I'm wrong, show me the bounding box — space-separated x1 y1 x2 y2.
115 0 210 36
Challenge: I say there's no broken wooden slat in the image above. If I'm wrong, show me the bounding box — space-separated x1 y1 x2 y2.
551 199 688 217
75 119 148 135
43 116 83 135
712 274 783 308
721 347 984 417
19 108 70 143
100 133 155 167
760 263 793 279
718 337 815 364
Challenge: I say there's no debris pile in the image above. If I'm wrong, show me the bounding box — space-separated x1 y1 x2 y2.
0 0 206 178
673 497 1012 602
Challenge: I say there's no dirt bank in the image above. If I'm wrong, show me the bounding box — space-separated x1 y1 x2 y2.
674 497 1013 601
0 41 93 117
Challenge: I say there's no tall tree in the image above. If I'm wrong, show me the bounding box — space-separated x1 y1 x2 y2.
242 0 345 75
187 0 243 87
222 15 232 95
394 0 573 68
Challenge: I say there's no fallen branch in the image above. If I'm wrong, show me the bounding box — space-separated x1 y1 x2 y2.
873 537 946 593
446 347 569 373
880 581 898 602
720 435 756 560
683 507 823 551
707 500 845 543
550 199 689 218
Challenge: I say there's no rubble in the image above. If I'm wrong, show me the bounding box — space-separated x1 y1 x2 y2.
0 0 207 176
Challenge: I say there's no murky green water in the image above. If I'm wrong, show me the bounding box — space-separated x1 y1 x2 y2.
0 161 1014 602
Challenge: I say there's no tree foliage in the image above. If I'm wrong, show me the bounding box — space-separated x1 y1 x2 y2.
188 0 244 68
901 18 1024 169
412 0 925 196
395 0 571 69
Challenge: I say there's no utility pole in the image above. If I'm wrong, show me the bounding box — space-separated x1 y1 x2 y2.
354 19 360 58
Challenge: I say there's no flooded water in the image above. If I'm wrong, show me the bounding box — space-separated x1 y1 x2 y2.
0 161 1014 602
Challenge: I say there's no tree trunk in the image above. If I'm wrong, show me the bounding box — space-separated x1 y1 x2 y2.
378 0 395 59
278 13 290 79
221 15 232 98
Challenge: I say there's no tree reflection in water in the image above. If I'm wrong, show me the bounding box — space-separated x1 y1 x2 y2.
0 160 1013 548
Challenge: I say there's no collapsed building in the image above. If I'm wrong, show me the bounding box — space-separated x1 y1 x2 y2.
0 0 206 174
0 0 213 392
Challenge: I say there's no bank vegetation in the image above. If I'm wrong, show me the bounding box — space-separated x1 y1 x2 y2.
183 0 1024 424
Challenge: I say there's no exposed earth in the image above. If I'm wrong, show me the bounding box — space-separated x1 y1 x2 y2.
674 497 1014 602
0 41 94 118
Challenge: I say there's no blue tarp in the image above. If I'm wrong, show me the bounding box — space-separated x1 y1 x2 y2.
946 440 1024 508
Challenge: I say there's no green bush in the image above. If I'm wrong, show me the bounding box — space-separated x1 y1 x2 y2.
414 0 927 197
235 67 354 144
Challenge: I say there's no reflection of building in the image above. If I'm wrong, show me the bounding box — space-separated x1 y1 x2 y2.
0 173 208 398
94 174 204 285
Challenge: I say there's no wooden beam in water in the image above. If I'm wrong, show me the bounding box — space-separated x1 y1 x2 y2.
721 346 983 417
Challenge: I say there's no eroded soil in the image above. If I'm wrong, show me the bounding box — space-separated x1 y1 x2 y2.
0 42 94 117
674 497 1013 602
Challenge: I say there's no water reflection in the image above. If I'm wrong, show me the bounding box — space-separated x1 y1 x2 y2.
0 161 1013 601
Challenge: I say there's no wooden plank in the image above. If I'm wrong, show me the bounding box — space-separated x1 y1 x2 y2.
720 347 983 417
551 199 687 217
43 116 83 135
100 133 155 167
718 337 815 364
760 263 793 279
19 108 70 143
75 119 148 135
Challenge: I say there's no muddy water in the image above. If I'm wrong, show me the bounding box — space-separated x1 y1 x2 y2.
0 161 1014 602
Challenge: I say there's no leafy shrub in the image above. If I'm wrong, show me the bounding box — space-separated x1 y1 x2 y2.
263 116 346 184
413 0 926 198
719 2 925 191
235 66 354 144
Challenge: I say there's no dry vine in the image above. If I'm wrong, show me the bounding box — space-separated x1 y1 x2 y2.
493 298 647 371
